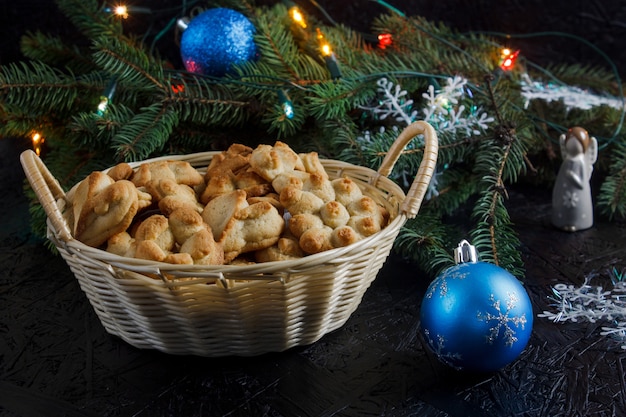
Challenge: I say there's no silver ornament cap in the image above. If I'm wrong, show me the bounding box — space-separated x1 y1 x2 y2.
454 239 478 264
177 17 190 31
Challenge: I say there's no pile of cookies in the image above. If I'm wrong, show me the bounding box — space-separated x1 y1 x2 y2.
65 142 390 265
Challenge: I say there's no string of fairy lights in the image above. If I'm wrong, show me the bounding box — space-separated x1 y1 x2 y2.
28 0 625 157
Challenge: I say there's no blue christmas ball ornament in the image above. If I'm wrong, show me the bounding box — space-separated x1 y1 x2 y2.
420 240 533 372
180 8 258 77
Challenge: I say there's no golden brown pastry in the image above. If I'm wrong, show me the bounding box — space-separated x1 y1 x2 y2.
75 140 390 262
255 235 304 262
279 185 325 215
219 200 285 263
347 196 389 227
271 171 309 194
347 216 381 238
288 213 324 238
250 141 304 182
201 172 237 203
201 169 271 204
204 143 253 179
302 172 335 203
134 214 175 253
135 239 168 262
201 190 249 240
247 193 282 211
319 200 350 229
330 225 361 248
69 171 115 235
74 180 140 247
299 151 328 180
234 170 273 198
179 226 224 265
299 226 334 254
106 231 137 257
107 162 134 181
167 208 206 245
163 252 195 265
332 177 363 207
132 160 203 188
145 179 204 215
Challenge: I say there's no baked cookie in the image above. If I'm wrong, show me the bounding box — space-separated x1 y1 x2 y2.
74 180 140 247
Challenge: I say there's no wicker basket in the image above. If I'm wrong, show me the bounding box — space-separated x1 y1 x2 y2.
20 121 438 357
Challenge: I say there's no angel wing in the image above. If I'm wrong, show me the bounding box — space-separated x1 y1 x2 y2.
558 133 567 159
585 136 598 179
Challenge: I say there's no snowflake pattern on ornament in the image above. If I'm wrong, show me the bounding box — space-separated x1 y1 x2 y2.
425 266 471 299
422 328 463 370
476 293 528 347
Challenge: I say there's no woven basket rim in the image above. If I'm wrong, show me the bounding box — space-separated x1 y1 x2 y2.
26 121 439 284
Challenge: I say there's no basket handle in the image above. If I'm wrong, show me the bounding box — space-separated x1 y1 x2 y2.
377 121 439 219
20 150 73 242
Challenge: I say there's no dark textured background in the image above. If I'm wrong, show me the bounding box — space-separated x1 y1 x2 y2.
2 2 626 417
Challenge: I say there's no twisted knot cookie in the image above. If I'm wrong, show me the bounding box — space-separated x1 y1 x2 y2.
66 141 390 267
66 171 151 248
201 189 284 263
200 144 271 204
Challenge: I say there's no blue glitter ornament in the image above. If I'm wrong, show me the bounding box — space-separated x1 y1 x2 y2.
420 240 533 372
180 8 258 77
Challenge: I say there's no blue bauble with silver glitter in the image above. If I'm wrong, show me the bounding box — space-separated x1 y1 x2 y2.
420 240 533 372
180 8 258 77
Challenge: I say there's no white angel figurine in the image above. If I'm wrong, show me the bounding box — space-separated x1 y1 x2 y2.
551 127 597 231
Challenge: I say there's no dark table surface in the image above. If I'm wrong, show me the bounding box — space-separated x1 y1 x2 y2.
2 135 626 417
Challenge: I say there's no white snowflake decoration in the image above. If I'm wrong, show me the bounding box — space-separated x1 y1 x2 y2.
520 73 624 111
421 75 494 136
539 271 626 349
360 78 418 126
357 76 494 199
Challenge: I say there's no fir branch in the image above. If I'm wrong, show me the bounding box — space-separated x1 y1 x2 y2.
5 0 625 280
251 4 328 83
112 102 180 161
0 61 91 113
467 77 525 274
320 117 363 161
428 167 479 215
70 103 135 147
91 36 165 90
307 79 367 120
163 76 252 127
372 14 492 79
0 106 51 139
598 139 626 219
394 214 457 277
